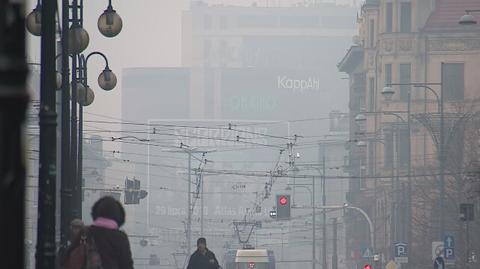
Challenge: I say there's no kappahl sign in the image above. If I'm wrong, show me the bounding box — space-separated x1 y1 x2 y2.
277 75 321 92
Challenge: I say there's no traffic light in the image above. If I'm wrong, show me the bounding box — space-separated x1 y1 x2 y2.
276 194 291 220
460 203 474 221
363 264 372 269
124 177 148 204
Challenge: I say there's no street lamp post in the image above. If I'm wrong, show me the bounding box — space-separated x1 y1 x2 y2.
36 0 57 268
26 0 122 245
313 204 376 255
355 111 407 246
459 9 480 25
76 51 116 211
287 178 316 269
382 81 444 243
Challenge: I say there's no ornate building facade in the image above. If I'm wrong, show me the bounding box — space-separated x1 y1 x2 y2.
339 0 480 268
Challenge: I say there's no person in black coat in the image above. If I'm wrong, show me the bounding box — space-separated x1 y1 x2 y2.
187 238 220 269
63 196 134 269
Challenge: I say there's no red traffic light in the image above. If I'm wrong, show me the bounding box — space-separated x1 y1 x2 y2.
364 264 372 269
279 196 288 206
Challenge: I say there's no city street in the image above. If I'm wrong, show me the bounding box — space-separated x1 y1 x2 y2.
1 1 480 269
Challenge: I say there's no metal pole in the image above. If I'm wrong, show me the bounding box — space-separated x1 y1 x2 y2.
466 221 470 267
36 0 58 268
332 218 338 269
60 0 72 247
348 206 375 252
187 152 192 256
0 2 29 267
394 125 399 243
322 155 327 269
70 0 81 220
200 173 204 237
407 84 412 250
439 63 445 240
312 176 316 269
78 57 86 211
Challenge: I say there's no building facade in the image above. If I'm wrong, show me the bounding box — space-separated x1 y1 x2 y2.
339 0 480 268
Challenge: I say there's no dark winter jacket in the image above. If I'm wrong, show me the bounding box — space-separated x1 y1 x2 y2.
64 226 134 269
187 249 220 269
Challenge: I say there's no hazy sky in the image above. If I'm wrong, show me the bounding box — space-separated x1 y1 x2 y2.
27 0 190 121
26 0 357 127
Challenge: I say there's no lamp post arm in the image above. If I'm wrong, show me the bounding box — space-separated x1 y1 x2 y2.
413 85 441 113
466 9 480 13
360 111 407 123
382 112 407 123
85 51 110 69
347 206 375 251
386 82 442 113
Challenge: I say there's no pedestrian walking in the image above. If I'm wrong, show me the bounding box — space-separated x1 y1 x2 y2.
187 238 220 269
57 218 84 269
62 196 134 269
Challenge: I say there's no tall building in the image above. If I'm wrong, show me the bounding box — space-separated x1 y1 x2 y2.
339 1 480 268
121 2 357 268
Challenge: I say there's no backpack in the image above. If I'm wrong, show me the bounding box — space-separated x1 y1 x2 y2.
66 228 104 269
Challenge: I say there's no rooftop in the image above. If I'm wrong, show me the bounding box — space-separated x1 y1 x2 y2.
424 0 480 31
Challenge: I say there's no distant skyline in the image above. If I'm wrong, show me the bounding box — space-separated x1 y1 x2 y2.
25 0 358 128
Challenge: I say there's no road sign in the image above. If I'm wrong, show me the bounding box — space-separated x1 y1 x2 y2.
394 242 408 263
386 260 397 269
362 247 373 259
444 235 455 261
444 235 454 248
432 241 444 260
434 256 445 269
444 248 455 260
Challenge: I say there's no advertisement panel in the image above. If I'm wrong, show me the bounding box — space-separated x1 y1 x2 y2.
144 119 291 240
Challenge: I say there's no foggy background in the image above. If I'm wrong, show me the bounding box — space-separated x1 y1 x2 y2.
26 1 358 269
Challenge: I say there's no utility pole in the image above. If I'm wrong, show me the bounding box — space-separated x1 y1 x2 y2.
36 0 58 268
60 0 72 247
0 2 29 268
322 153 327 269
187 152 192 256
200 173 204 237
70 0 81 220
312 176 316 269
439 63 445 240
163 146 215 258
332 218 338 269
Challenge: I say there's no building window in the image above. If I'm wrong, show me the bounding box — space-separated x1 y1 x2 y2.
368 140 375 176
238 15 276 28
369 77 375 111
400 2 412 33
280 16 319 28
204 15 212 30
386 2 393 33
384 128 394 169
444 63 464 101
369 19 375 47
220 16 227 30
397 125 409 167
399 63 411 102
203 40 211 66
385 64 392 85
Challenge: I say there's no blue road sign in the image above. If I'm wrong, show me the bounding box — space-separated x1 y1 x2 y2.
394 242 408 257
444 248 455 260
443 235 455 260
434 256 445 269
444 235 455 248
